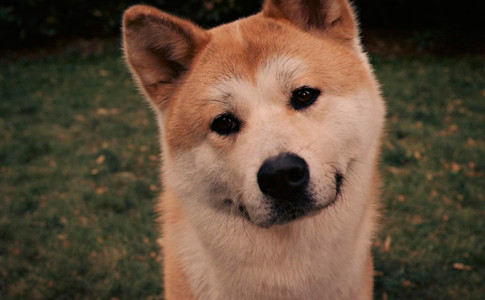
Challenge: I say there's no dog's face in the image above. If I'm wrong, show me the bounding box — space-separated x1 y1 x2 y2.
123 0 385 228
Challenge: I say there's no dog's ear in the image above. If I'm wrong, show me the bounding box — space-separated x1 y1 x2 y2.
262 0 358 45
122 5 209 110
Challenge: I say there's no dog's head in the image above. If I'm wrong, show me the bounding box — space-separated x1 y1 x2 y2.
123 0 385 228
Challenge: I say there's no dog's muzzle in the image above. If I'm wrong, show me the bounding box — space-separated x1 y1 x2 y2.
256 153 315 226
257 153 309 200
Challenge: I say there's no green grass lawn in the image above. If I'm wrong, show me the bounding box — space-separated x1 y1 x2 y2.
1 41 484 299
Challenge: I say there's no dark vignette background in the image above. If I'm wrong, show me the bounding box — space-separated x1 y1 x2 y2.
1 0 485 54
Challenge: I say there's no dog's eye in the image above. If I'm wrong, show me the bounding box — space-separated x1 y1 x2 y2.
290 87 321 110
211 113 240 135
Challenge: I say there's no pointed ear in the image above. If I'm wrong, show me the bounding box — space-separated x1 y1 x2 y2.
262 0 358 45
122 5 209 110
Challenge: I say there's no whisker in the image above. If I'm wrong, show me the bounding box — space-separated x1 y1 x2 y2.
232 192 255 243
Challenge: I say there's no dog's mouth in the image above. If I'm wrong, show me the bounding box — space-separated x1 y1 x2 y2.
223 198 252 222
224 171 345 228
238 204 251 221
335 171 344 198
268 171 344 226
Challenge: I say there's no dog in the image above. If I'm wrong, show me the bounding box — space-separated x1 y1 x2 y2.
122 0 385 298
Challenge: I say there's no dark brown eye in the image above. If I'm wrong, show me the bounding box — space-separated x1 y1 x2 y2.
210 113 240 135
290 87 321 110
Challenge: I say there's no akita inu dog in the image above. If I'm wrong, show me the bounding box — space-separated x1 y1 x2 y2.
122 0 385 298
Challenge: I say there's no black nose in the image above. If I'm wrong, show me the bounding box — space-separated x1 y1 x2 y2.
257 153 309 200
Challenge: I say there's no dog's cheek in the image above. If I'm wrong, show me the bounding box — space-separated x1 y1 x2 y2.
164 101 212 152
340 89 384 158
163 143 231 204
320 95 361 156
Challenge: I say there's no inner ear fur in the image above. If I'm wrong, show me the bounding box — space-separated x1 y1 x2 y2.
122 5 209 110
262 0 358 44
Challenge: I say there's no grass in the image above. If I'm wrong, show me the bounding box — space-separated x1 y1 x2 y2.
1 40 484 299
373 54 485 299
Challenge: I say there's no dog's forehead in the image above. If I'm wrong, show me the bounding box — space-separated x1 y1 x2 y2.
197 17 302 81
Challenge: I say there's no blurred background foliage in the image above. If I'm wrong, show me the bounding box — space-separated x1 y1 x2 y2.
1 0 254 48
1 0 485 51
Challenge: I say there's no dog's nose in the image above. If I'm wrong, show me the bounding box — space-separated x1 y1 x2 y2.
257 153 309 200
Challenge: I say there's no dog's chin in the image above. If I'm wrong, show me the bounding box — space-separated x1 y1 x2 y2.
224 197 337 228
263 195 339 228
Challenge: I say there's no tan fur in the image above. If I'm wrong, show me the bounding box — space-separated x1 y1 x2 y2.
158 189 194 299
123 1 385 299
